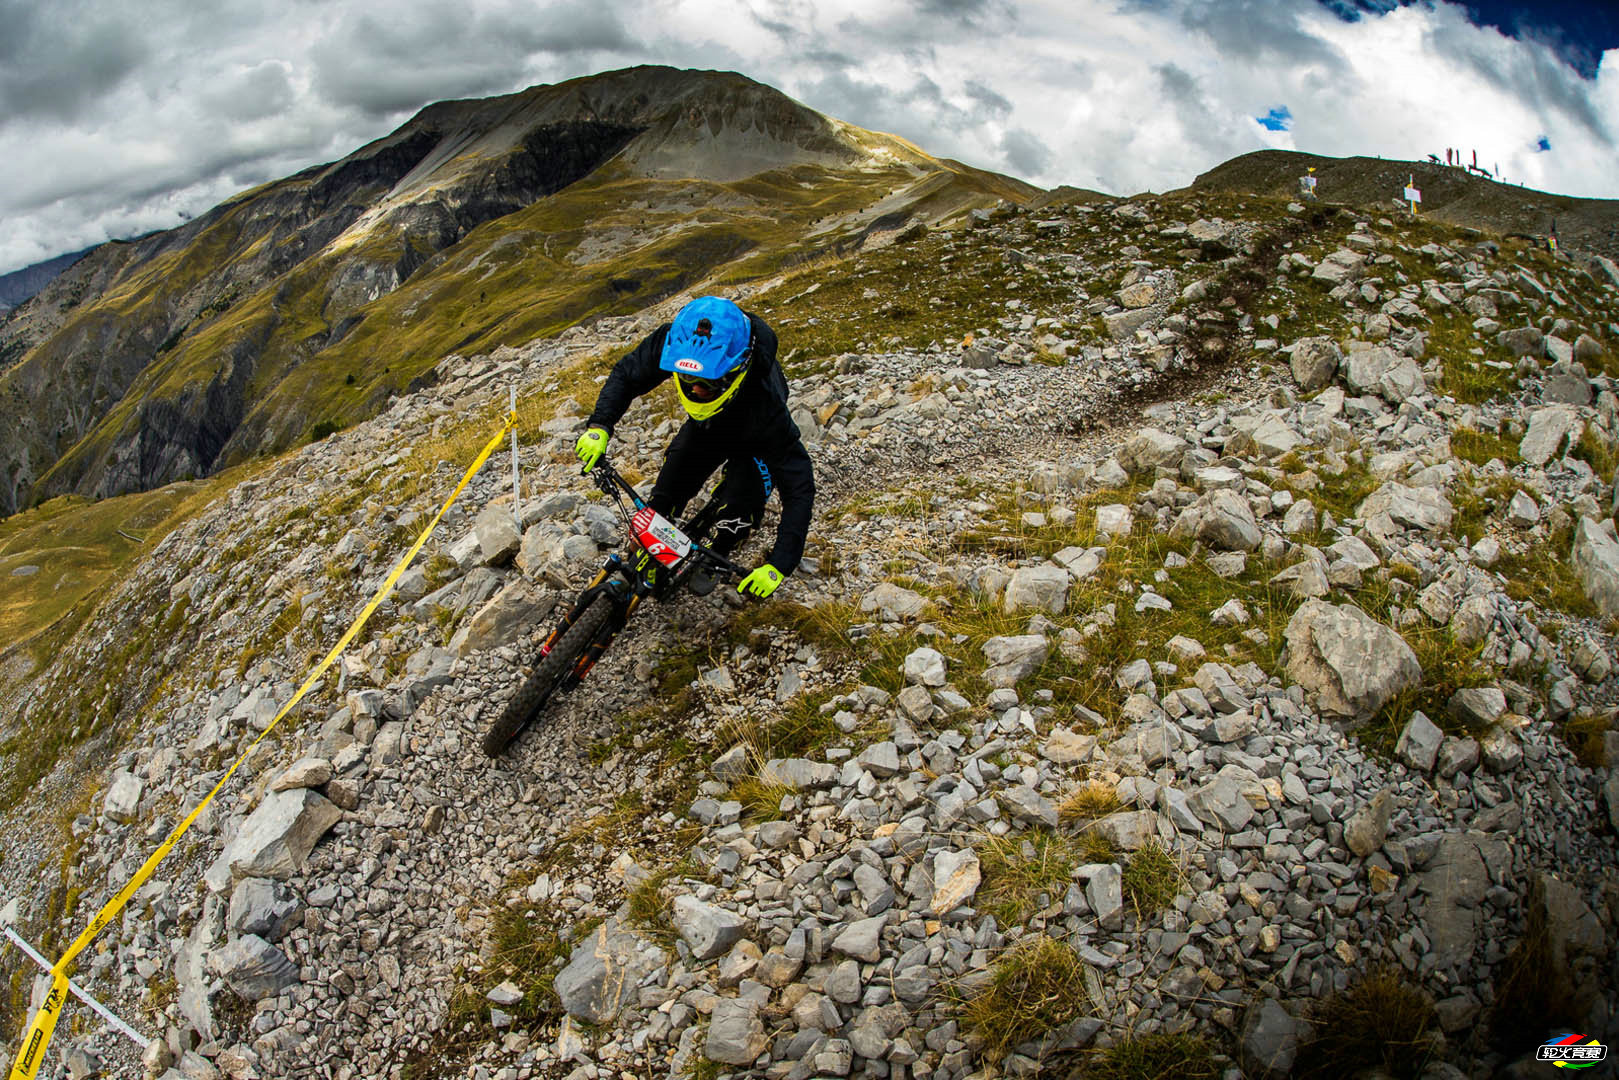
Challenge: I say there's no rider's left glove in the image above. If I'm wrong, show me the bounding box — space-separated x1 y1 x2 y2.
575 426 608 472
738 563 784 599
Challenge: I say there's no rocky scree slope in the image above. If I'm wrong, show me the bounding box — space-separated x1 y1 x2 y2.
2 195 1619 1080
0 65 1031 517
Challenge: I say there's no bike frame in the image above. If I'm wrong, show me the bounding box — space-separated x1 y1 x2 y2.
532 459 747 691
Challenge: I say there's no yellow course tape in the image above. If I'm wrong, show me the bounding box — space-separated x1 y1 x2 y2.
8 413 517 1079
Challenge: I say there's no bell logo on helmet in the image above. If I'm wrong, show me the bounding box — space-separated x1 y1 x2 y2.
675 357 704 373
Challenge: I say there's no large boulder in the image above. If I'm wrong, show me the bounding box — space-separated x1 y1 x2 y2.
1519 407 1580 466
553 918 668 1024
210 934 299 1001
103 770 143 824
205 789 342 890
1417 833 1497 968
1571 516 1619 619
1003 565 1069 614
672 896 747 961
1496 326 1543 357
860 583 927 620
449 579 556 656
1284 601 1421 723
706 997 768 1066
981 634 1048 687
1289 337 1342 393
1118 428 1188 475
1170 490 1261 552
473 504 521 567
1242 997 1303 1080
1342 345 1424 403
1358 482 1454 535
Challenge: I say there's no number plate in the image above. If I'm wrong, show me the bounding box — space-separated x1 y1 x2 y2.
631 507 693 567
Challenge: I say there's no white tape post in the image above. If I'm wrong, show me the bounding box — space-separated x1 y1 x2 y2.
3 928 146 1047
509 383 522 528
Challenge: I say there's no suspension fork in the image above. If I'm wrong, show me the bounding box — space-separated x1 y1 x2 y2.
539 566 614 658
563 593 642 686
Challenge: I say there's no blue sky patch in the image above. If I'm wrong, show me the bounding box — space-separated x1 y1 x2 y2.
1256 106 1293 132
1320 0 1618 78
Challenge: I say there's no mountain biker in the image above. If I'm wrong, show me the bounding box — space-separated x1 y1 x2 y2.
574 296 815 599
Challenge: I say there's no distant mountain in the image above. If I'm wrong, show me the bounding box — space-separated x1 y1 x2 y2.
1189 149 1619 259
0 65 1035 516
0 247 95 313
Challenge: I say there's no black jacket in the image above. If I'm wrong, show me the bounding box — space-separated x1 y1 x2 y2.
587 312 816 575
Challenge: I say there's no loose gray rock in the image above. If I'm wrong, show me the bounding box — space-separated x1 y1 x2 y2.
1283 600 1421 723
1419 833 1493 968
1085 864 1124 930
1436 736 1481 778
999 785 1059 827
1242 998 1302 1079
1395 711 1443 772
930 848 982 915
861 582 927 620
103 769 143 824
1289 337 1341 393
1170 490 1261 552
268 757 334 792
1571 516 1619 619
473 504 521 566
450 579 557 656
1358 482 1454 534
1004 564 1069 614
672 896 748 961
902 646 947 687
832 915 886 963
205 788 342 890
553 918 668 1024
211 934 299 1001
705 997 767 1066
227 877 302 942
981 634 1048 687
1343 788 1392 857
1519 407 1579 466
1118 428 1188 475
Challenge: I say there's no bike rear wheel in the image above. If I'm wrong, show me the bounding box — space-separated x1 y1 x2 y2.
482 593 615 756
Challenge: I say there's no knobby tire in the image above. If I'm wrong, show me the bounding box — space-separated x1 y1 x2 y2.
482 593 615 756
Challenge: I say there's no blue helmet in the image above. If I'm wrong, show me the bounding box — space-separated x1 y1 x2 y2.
660 297 753 420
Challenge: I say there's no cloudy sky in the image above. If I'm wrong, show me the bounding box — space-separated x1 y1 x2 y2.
0 0 1615 275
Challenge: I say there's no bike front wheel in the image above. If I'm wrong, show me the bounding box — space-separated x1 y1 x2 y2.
482 593 615 756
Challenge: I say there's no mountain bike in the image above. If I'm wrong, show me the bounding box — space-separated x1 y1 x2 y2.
481 457 747 756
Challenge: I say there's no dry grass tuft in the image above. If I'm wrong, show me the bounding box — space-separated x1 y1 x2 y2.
1295 967 1437 1079
1121 841 1183 919
1060 781 1124 824
1056 1032 1220 1080
960 935 1091 1061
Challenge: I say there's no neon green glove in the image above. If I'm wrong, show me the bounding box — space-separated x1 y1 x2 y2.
738 563 784 599
575 426 608 472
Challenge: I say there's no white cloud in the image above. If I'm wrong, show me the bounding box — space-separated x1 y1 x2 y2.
0 0 1613 275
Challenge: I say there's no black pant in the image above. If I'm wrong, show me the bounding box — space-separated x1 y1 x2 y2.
648 423 771 556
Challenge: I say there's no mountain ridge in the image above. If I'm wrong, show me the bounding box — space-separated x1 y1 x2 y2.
0 66 1034 517
1190 148 1619 259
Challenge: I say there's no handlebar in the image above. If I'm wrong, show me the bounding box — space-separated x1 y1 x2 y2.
587 457 749 580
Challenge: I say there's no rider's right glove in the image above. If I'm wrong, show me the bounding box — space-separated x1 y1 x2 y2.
738 563 783 599
575 426 608 472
